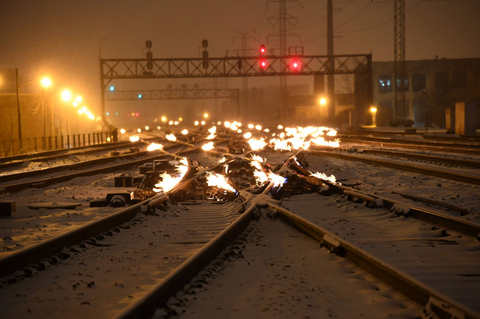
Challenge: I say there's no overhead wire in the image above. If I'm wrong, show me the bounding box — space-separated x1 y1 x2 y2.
337 0 425 34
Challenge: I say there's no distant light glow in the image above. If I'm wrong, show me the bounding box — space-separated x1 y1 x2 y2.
319 97 327 106
204 112 209 118
75 96 82 103
61 90 72 101
41 77 51 87
109 86 115 91
120 128 126 134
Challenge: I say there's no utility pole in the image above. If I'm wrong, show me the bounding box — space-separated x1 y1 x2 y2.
267 0 301 121
231 31 256 118
394 0 406 119
15 69 23 150
327 0 336 123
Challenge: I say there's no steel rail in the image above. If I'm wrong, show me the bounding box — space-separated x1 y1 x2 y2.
0 151 172 193
340 130 480 142
0 194 164 277
340 137 480 155
0 150 155 184
308 150 480 185
0 151 201 277
116 204 257 319
357 149 480 169
0 140 131 164
268 203 480 319
0 140 150 169
292 154 480 238
341 135 480 149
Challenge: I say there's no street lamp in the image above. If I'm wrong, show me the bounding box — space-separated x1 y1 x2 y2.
370 107 377 127
319 97 327 106
61 90 72 101
15 69 51 150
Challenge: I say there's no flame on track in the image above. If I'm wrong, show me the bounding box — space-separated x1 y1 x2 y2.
166 134 177 142
244 126 339 151
202 142 214 151
147 143 163 151
251 154 265 162
310 171 337 184
207 126 216 139
268 172 286 188
130 136 140 142
153 158 188 193
206 172 236 193
247 138 267 151
181 129 188 135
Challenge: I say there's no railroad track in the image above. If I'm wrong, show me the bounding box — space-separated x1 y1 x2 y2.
351 148 480 169
308 149 480 186
340 136 480 155
1 145 479 319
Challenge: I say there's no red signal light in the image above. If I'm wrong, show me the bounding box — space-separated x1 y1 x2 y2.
259 59 267 70
290 59 301 71
260 44 266 55
135 112 139 117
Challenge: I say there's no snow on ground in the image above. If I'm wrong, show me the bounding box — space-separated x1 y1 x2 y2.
0 166 140 256
0 199 244 319
329 148 480 178
0 142 150 176
304 153 480 223
283 193 480 313
155 214 422 319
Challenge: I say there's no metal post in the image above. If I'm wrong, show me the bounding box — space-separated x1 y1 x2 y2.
67 135 70 148
327 0 335 122
55 136 58 149
88 134 91 145
15 69 23 150
83 134 86 146
43 89 47 145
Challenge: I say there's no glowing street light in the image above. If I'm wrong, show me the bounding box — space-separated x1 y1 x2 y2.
161 116 167 122
61 90 72 101
203 112 209 119
75 96 82 103
319 97 327 106
72 101 79 107
370 106 377 126
41 77 52 88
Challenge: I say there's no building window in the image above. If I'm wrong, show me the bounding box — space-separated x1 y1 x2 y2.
378 75 392 93
435 72 449 90
452 72 466 89
476 72 480 88
395 74 409 92
412 73 426 92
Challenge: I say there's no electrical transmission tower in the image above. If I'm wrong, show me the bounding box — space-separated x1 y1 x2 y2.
394 0 406 119
267 0 302 120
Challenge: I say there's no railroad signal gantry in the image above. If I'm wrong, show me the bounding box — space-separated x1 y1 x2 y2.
100 53 372 123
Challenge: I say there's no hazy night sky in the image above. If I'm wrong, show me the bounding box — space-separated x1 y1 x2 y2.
1 0 479 115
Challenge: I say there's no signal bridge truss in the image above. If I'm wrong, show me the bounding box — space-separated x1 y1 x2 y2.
101 54 371 81
105 88 239 101
100 54 372 121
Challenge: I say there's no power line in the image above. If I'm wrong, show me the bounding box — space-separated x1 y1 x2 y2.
337 0 425 34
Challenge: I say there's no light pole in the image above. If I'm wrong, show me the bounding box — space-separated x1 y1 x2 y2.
15 69 51 150
370 107 377 127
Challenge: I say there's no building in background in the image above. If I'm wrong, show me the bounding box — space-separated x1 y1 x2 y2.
372 58 480 127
